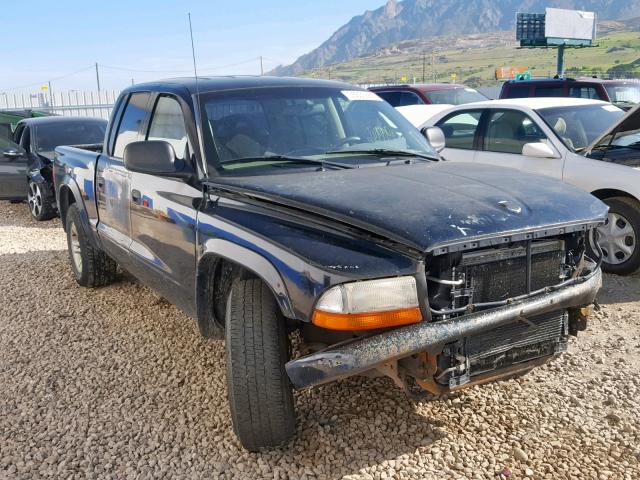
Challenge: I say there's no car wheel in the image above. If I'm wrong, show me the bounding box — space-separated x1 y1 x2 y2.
589 197 640 276
65 204 118 287
27 180 56 221
225 278 296 451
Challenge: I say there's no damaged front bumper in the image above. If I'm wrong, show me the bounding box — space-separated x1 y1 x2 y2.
285 267 602 390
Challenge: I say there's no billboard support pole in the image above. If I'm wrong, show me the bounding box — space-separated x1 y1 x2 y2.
556 44 565 78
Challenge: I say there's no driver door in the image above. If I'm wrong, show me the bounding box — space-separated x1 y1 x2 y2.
0 137 28 200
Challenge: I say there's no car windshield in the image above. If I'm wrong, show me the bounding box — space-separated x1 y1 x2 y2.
35 121 107 152
536 104 626 151
604 83 640 105
425 87 487 105
201 86 437 175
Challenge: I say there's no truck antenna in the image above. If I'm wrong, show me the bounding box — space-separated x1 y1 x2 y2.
188 13 201 98
187 12 209 178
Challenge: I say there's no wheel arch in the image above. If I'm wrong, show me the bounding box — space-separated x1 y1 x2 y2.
590 188 640 204
58 184 77 231
195 241 296 339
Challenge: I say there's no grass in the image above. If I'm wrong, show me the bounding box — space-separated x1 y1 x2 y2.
301 31 640 86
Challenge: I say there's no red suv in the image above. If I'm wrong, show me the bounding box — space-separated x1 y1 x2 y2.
499 78 640 110
369 84 488 107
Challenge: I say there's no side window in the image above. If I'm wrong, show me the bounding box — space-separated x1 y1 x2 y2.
569 86 599 99
399 91 424 106
19 127 31 152
436 110 482 150
113 92 151 158
147 96 189 160
504 85 531 99
376 91 401 107
535 86 564 97
485 110 547 154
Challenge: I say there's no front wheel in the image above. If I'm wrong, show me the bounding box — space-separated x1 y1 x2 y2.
589 197 640 275
27 180 56 221
65 204 118 287
225 278 296 451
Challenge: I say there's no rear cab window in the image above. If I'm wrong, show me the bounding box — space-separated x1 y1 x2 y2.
534 86 565 97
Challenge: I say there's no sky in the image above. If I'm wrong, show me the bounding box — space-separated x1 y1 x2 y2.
0 0 383 94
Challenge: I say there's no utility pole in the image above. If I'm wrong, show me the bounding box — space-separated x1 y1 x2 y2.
431 50 436 83
422 52 426 83
48 81 54 107
95 62 101 92
260 56 264 76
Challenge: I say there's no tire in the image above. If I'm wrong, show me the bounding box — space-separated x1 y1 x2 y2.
27 180 56 221
225 278 296 451
589 196 640 276
65 204 118 287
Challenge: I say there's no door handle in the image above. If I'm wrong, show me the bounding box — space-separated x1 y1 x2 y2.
96 177 105 189
131 189 141 204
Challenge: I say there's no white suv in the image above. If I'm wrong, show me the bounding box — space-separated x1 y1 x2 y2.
419 98 640 275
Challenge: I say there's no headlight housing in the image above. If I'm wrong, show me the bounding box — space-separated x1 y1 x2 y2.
312 276 422 331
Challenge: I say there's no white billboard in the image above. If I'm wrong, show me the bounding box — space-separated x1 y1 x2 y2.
545 8 596 41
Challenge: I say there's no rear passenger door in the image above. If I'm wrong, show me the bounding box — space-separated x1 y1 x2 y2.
475 109 564 178
435 109 483 163
127 94 202 316
96 91 152 261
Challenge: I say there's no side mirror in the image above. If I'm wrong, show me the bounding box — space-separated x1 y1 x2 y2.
522 142 559 159
124 140 189 177
2 147 26 160
421 126 446 153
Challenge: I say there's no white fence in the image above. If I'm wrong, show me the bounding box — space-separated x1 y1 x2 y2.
0 90 118 119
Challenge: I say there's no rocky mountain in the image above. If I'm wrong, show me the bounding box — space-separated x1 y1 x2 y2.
271 0 640 76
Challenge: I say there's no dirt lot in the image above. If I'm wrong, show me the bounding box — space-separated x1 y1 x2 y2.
0 200 639 480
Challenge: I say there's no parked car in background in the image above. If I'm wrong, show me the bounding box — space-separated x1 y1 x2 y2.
420 98 640 275
499 77 640 110
370 83 488 107
0 137 28 202
54 76 604 451
2 116 107 220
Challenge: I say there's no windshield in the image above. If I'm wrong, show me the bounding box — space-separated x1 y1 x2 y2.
425 87 487 105
201 86 436 175
35 121 107 152
604 83 640 105
536 104 626 151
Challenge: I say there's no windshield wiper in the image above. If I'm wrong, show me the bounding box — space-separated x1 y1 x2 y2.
324 148 439 162
221 155 353 170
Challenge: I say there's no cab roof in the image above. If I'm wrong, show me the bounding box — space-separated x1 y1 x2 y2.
126 76 360 96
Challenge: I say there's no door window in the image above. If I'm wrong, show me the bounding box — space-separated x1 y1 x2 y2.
485 110 547 154
113 92 151 158
376 91 401 107
535 86 564 97
436 110 482 150
569 86 599 99
147 96 189 160
399 91 424 106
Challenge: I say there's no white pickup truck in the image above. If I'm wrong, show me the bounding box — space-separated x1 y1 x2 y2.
415 98 640 275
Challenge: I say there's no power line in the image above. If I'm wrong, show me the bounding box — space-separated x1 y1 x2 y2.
0 65 94 92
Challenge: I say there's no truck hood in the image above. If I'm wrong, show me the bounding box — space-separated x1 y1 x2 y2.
210 162 607 253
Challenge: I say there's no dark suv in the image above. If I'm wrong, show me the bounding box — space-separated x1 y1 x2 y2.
370 84 488 107
499 78 640 110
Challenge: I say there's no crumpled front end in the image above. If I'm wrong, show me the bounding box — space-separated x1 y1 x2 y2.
286 227 602 393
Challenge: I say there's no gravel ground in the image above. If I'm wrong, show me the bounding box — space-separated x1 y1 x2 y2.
1 200 639 480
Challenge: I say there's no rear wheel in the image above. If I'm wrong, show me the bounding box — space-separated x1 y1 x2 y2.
225 278 296 451
590 197 640 275
27 180 56 221
65 204 117 287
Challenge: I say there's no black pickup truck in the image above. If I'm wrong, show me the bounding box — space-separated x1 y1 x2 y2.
54 76 606 451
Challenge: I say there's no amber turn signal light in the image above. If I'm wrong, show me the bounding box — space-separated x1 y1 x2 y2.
312 307 422 331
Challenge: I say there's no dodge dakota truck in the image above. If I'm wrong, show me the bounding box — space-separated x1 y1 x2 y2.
54 77 606 451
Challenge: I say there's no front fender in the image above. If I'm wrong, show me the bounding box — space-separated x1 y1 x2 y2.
198 239 295 319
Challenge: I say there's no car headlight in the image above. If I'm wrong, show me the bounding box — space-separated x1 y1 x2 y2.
312 276 422 331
